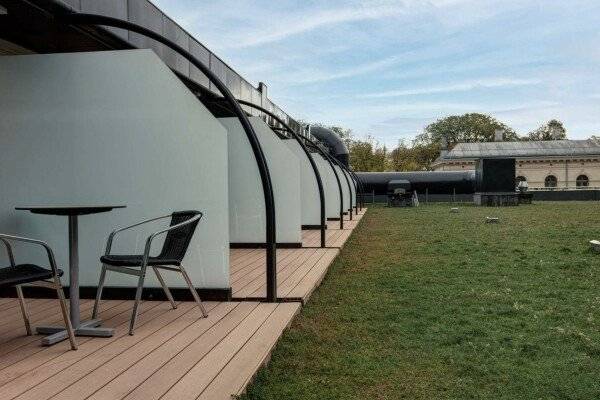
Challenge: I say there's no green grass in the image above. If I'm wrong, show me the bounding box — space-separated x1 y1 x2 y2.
240 202 600 400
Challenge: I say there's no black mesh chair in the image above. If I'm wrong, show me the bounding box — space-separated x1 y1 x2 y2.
93 210 207 335
0 234 77 349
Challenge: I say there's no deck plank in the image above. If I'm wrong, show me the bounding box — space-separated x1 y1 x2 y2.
122 302 260 400
160 303 278 400
198 303 301 400
0 300 97 357
53 303 219 400
0 300 301 400
2 300 161 400
232 208 364 301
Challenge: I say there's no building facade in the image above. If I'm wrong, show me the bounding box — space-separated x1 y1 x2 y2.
432 139 600 189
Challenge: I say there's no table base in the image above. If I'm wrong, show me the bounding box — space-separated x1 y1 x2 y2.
37 319 114 346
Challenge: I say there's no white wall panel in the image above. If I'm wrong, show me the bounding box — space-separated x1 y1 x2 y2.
314 154 341 219
344 169 357 207
282 139 320 226
334 165 351 212
0 50 229 289
219 117 302 244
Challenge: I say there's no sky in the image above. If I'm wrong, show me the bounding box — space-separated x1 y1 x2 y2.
154 0 600 147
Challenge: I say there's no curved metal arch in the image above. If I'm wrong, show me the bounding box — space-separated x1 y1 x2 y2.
236 100 327 248
56 13 280 301
348 169 365 211
328 155 359 217
342 164 359 214
246 115 346 231
330 157 354 220
348 170 359 212
334 161 363 213
304 134 346 230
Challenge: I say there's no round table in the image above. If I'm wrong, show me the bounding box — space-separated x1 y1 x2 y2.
16 205 126 345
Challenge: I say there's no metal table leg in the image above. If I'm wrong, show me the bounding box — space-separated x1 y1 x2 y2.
69 214 80 328
36 214 114 345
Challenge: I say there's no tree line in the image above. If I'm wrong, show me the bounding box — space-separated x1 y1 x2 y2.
313 113 571 172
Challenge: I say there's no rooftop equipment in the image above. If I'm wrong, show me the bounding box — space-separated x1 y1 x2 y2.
474 158 519 206
387 180 413 207
475 158 516 193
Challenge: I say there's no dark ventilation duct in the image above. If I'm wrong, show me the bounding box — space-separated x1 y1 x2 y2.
357 171 476 195
309 126 350 167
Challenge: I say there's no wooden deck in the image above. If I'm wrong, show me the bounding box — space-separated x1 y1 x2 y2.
231 208 367 302
0 208 367 399
230 248 340 302
0 298 299 400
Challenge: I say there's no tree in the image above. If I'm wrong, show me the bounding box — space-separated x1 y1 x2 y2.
303 122 389 172
327 125 353 149
415 113 518 147
347 135 388 171
526 119 567 141
389 140 439 171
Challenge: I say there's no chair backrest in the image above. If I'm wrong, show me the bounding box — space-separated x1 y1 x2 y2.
157 210 202 262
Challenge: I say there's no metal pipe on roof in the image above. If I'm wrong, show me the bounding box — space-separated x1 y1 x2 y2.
310 126 350 167
357 171 476 195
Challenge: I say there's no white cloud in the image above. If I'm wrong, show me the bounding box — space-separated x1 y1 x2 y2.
362 78 543 98
225 4 407 49
153 0 600 145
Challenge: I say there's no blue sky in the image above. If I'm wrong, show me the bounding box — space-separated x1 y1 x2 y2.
154 0 600 147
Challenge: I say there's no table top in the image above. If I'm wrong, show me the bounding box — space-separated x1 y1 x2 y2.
15 205 126 216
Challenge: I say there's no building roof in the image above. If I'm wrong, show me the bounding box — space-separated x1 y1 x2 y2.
441 139 600 160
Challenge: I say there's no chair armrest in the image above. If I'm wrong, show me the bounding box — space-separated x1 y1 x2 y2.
0 234 59 277
104 214 172 255
0 237 15 267
141 213 203 266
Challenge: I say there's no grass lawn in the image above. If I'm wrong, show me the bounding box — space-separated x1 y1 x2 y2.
241 202 600 400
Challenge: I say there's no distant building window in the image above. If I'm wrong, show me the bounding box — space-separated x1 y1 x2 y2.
545 175 557 188
576 175 589 187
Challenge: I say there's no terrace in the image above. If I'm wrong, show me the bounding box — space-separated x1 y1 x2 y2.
0 2 368 398
0 209 366 400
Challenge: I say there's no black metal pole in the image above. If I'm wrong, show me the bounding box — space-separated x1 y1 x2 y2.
346 169 359 214
57 13 280 301
236 100 327 248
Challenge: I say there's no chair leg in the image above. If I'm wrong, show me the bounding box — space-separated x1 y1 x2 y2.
15 285 32 336
92 264 108 320
55 282 77 350
129 267 147 335
152 266 177 310
179 265 208 318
